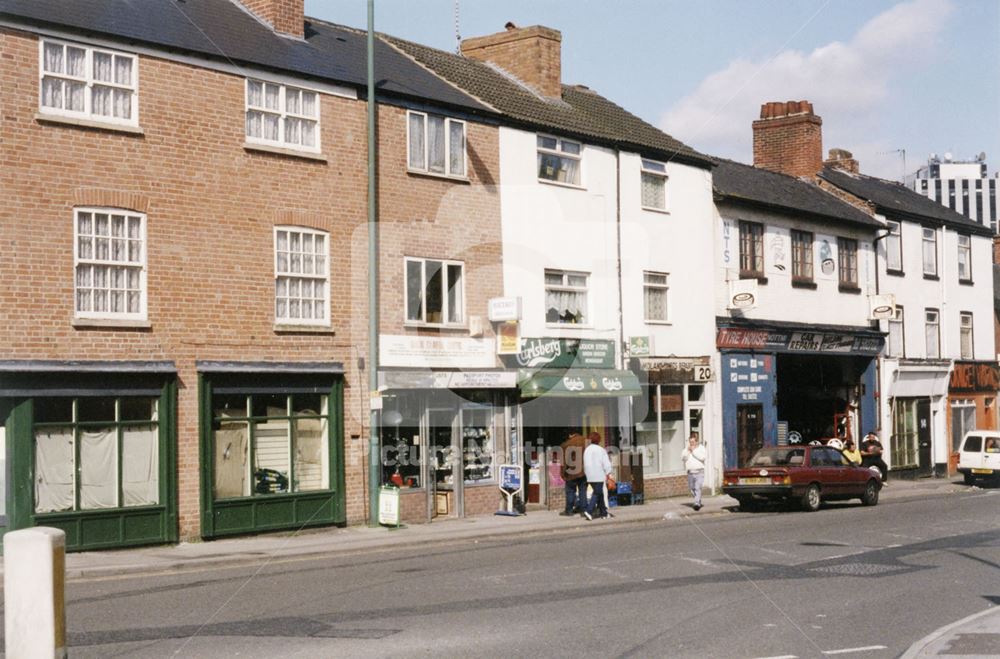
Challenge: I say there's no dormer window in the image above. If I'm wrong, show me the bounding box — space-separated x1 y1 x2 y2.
537 135 581 186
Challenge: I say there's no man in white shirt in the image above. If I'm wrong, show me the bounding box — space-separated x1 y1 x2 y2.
681 432 707 511
583 432 612 521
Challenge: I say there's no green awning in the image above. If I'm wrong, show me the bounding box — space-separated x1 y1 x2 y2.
518 368 642 398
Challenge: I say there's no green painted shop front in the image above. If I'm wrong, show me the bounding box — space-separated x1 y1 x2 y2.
0 361 178 552
197 362 346 539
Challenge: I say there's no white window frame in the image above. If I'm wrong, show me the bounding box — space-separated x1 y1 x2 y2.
544 269 590 326
925 308 940 358
922 226 938 277
640 159 668 211
245 79 321 153
39 38 139 127
73 208 147 321
886 220 902 272
404 257 466 327
406 110 467 178
960 311 974 360
887 306 905 358
957 234 972 282
274 226 330 326
643 271 670 323
537 135 582 187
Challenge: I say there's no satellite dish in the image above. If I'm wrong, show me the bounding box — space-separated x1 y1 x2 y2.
979 152 987 161
944 152 953 162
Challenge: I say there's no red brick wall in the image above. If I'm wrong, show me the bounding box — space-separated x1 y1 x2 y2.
461 26 562 98
752 100 823 179
237 0 304 38
0 28 367 538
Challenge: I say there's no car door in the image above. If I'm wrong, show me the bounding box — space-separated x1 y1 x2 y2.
982 436 1000 474
959 434 983 472
808 447 839 495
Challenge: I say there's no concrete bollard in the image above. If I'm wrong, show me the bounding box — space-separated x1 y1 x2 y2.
4 527 67 658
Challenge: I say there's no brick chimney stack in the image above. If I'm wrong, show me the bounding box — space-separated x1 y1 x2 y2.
239 0 304 38
460 23 563 98
752 100 823 179
824 148 860 174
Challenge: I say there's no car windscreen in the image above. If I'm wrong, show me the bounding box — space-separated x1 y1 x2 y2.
747 448 805 467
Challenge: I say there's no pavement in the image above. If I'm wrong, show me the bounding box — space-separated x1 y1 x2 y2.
3 477 998 656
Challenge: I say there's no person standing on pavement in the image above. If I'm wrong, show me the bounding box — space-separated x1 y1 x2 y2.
583 432 612 521
559 433 589 517
681 432 707 511
860 432 888 484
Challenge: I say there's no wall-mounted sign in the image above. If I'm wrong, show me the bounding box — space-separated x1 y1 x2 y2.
717 327 883 356
728 279 758 309
504 338 616 370
641 356 713 384
497 321 520 355
488 297 522 322
380 335 495 368
949 361 1000 393
869 294 896 320
379 370 516 390
629 336 652 357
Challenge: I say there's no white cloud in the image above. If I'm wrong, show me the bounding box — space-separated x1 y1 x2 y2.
660 0 954 172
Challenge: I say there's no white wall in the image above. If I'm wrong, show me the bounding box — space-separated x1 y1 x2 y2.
714 203 878 327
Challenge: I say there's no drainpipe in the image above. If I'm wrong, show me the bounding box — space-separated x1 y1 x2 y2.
872 226 891 435
614 151 633 454
367 0 380 527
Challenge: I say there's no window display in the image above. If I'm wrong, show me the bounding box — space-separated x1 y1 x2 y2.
462 405 494 483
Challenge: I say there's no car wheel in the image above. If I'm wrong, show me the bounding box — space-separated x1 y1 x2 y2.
801 484 821 512
861 479 879 506
962 472 974 486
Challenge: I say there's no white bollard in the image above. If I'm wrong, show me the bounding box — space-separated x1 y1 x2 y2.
4 527 67 659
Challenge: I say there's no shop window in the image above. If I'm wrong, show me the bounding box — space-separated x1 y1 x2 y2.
960 312 974 360
461 404 495 484
537 135 581 186
40 38 138 126
643 271 669 322
791 230 814 283
738 221 764 278
837 237 858 289
640 159 668 211
887 306 905 358
885 221 903 272
74 209 146 320
633 384 695 476
545 269 589 324
925 308 940 358
892 399 920 467
212 393 329 498
405 257 464 326
922 227 937 277
274 227 329 325
407 111 466 178
957 234 972 282
245 79 319 152
34 396 159 513
950 399 976 453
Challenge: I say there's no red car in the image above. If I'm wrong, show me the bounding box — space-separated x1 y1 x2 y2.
722 445 881 512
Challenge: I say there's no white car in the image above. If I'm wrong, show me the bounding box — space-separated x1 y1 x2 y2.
957 431 1000 486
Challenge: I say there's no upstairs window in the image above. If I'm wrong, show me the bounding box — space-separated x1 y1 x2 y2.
922 227 937 277
40 39 137 125
640 159 668 210
960 312 974 359
886 221 902 272
405 258 464 326
545 269 588 324
74 209 146 320
957 234 972 282
643 271 669 322
738 221 764 278
791 230 814 282
925 308 940 358
837 237 858 289
407 111 466 178
537 135 581 186
246 80 319 151
274 227 329 325
888 306 905 358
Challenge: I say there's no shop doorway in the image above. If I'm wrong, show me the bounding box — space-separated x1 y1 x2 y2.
776 354 869 443
736 404 763 467
428 407 459 518
917 399 933 477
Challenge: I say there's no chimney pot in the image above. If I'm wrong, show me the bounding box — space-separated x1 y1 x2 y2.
753 99 823 178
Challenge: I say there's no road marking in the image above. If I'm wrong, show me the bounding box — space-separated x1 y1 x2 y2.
754 655 798 659
822 645 887 655
679 556 715 567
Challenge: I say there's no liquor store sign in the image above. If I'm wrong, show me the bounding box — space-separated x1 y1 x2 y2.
505 338 616 369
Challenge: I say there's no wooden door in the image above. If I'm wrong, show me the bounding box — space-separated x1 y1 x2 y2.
737 404 764 467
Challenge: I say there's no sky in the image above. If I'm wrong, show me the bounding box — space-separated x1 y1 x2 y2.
304 0 1000 181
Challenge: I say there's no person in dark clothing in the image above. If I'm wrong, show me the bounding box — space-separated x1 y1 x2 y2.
860 432 888 484
559 433 589 516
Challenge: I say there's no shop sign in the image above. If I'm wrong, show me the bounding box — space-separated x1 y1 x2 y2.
378 485 400 527
499 464 522 492
380 335 495 368
629 336 652 357
642 356 713 384
717 328 790 350
507 338 616 369
727 355 772 402
717 327 883 356
448 371 517 389
379 370 515 390
488 297 522 321
497 321 520 355
949 361 1000 393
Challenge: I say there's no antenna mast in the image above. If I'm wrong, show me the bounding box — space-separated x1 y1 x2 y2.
454 0 461 53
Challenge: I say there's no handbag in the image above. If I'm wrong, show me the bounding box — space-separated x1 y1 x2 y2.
606 474 616 491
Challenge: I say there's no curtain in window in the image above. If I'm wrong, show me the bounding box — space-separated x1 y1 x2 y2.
556 155 580 184
641 173 665 208
34 427 75 513
408 113 425 169
545 289 585 323
114 55 131 85
301 120 316 147
247 81 263 107
925 321 939 358
80 428 117 509
93 52 112 82
428 116 446 173
644 287 667 321
294 417 328 491
43 42 63 73
92 86 112 116
113 89 131 119
447 264 463 323
888 320 903 357
301 92 317 118
214 423 249 498
449 121 465 176
41 78 63 109
922 236 936 274
122 425 158 506
264 84 280 110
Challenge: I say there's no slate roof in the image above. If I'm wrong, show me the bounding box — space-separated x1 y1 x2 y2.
0 0 490 113
382 33 714 170
820 167 993 237
712 158 881 229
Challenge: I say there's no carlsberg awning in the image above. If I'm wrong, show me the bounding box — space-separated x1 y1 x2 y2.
518 369 642 398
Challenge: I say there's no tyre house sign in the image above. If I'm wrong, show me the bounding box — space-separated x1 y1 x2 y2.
716 327 883 356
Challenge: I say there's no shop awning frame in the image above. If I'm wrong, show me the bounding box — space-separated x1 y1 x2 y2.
518 368 642 398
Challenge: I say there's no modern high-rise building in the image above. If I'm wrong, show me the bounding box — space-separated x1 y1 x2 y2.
909 153 999 233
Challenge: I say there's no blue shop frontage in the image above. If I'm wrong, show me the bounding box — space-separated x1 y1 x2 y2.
717 322 884 468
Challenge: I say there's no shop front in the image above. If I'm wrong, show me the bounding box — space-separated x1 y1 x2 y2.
947 361 999 475
198 362 346 539
884 361 950 478
717 324 882 469
0 360 177 551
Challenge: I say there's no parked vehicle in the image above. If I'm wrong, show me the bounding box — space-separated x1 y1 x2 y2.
957 431 1000 486
722 445 881 512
